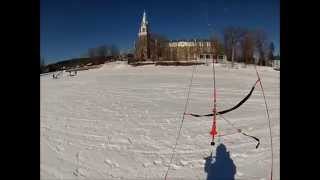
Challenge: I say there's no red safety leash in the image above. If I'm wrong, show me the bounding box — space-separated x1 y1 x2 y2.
210 59 218 145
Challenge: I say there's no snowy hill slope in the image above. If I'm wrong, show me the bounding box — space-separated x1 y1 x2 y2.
41 62 279 180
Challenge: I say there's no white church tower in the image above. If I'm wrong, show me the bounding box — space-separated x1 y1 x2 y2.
138 10 149 36
135 10 151 60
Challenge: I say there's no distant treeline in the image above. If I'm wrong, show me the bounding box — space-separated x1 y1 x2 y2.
40 44 133 74
133 26 279 67
42 57 92 73
41 56 121 74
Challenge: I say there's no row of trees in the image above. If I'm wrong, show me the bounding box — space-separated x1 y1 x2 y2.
145 27 277 66
83 44 120 65
222 27 275 66
40 57 46 73
87 44 120 58
40 44 121 74
150 33 170 60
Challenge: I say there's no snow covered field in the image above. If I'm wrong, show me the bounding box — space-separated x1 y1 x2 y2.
41 62 279 180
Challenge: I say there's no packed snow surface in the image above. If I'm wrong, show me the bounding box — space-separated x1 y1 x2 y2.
41 62 279 179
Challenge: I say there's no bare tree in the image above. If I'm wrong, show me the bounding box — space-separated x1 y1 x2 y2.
210 36 224 58
40 56 46 74
253 29 269 66
223 27 245 67
88 48 96 59
195 39 201 60
240 30 255 65
267 42 275 66
97 45 108 57
88 45 107 64
87 44 120 64
110 45 120 57
171 46 177 61
150 33 169 61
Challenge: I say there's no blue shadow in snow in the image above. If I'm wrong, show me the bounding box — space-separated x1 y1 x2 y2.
204 143 236 180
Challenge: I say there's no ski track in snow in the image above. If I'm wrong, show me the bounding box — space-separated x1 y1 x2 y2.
41 62 279 180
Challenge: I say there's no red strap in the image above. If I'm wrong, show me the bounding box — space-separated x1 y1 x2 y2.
211 60 218 139
210 122 217 136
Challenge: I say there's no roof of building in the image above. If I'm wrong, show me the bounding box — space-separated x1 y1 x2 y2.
169 39 211 42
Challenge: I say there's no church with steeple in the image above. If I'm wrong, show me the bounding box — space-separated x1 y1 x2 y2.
134 11 216 62
135 11 152 60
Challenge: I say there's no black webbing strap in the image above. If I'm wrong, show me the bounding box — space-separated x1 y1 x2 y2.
241 131 260 149
185 80 258 117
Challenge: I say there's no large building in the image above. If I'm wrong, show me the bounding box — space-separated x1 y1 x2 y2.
134 11 216 62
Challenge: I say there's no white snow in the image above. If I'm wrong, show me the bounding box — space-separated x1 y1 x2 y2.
41 61 279 179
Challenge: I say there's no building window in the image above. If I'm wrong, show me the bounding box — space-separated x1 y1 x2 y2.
200 55 204 59
206 55 210 59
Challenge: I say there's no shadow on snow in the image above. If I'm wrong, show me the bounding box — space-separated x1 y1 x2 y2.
204 143 236 180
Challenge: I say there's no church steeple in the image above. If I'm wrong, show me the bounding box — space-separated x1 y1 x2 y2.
138 10 149 36
135 10 151 60
142 10 147 25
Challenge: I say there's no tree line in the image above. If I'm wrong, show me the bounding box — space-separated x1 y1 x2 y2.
222 27 276 66
144 27 277 66
87 44 120 58
41 44 121 73
84 44 120 64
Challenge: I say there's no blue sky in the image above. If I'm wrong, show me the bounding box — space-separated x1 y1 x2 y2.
41 0 279 64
